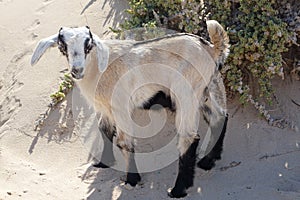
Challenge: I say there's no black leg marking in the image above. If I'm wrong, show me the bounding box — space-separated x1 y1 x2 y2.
143 91 175 111
93 118 116 168
125 152 141 186
168 138 200 198
197 115 228 170
126 172 141 187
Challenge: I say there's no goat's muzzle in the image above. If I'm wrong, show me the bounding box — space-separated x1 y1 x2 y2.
71 67 84 80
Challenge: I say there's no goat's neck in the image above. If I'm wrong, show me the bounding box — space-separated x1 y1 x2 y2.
76 50 100 106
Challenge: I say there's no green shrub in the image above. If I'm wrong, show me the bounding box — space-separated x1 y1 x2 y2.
224 0 289 103
50 73 74 106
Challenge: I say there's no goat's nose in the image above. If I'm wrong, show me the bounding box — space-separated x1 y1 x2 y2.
71 67 83 79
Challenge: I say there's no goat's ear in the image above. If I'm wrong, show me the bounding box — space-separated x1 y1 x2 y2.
31 34 58 66
92 34 109 73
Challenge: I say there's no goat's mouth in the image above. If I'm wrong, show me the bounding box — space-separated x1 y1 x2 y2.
71 72 84 80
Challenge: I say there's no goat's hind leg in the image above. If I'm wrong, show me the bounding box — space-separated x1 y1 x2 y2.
93 117 116 168
197 74 228 170
197 113 228 170
168 104 200 198
168 135 200 198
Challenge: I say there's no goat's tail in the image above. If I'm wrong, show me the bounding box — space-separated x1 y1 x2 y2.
206 20 230 70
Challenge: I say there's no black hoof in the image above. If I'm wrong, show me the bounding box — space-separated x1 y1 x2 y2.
93 160 115 169
167 188 187 198
125 172 141 187
197 156 216 171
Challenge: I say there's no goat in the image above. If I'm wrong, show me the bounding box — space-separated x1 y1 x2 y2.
31 20 229 198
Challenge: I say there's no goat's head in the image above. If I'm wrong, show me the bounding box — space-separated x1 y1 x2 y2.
31 26 109 80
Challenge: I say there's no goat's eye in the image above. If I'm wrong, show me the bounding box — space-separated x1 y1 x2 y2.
58 42 67 56
58 34 68 56
58 43 67 56
84 38 93 54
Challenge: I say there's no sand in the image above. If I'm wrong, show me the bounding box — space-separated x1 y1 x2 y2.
0 0 300 199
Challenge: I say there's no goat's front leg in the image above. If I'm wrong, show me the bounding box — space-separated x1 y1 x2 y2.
117 131 141 186
93 117 116 168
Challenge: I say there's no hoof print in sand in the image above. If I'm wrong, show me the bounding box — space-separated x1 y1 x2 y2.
0 96 22 127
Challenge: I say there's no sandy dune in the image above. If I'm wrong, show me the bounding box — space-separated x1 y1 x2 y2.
0 0 300 199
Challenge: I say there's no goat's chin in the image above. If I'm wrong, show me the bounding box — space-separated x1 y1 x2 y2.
71 74 84 80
